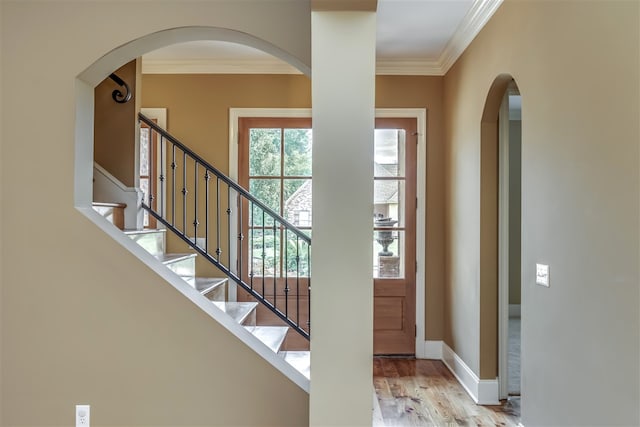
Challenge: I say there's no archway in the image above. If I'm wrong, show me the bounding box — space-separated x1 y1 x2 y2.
479 74 522 408
74 26 310 210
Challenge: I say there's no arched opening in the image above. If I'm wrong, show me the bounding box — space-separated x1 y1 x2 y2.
479 74 522 412
74 26 310 212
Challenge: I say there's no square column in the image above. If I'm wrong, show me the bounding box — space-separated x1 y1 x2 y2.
310 10 376 427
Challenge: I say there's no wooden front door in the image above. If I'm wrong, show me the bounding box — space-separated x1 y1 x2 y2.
373 118 417 355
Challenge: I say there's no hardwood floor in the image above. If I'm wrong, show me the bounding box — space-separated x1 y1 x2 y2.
373 358 520 426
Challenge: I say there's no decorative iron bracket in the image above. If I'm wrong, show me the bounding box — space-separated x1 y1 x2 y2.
108 73 132 104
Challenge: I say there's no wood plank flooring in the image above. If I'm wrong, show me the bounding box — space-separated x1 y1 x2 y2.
373 358 520 426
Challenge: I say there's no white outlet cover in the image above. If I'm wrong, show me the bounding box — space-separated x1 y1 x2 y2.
536 263 550 287
76 404 90 427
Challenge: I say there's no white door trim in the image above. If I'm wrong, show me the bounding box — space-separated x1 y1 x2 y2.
498 93 510 400
229 108 427 356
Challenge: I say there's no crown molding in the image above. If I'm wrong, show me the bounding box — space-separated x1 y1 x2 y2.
376 59 444 76
142 58 303 75
142 0 503 77
438 0 504 74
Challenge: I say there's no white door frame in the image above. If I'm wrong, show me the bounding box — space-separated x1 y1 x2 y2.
228 108 428 357
498 94 511 400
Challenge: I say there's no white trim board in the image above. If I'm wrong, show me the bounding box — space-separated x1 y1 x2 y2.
423 341 500 405
229 108 427 356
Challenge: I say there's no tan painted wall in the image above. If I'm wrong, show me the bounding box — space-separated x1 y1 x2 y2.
1 1 311 425
94 60 138 187
142 74 446 340
443 0 639 424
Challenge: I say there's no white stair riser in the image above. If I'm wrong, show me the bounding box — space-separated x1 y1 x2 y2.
204 284 226 302
127 231 165 256
165 257 195 277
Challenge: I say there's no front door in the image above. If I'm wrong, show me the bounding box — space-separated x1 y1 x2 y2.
373 117 417 355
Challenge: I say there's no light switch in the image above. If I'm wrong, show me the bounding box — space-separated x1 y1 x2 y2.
536 263 549 287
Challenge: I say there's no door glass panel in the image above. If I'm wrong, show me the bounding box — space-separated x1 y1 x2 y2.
284 229 311 277
373 180 405 227
373 230 405 279
374 129 405 177
249 228 281 277
140 128 149 175
284 128 312 176
249 128 281 176
249 179 281 227
283 179 312 226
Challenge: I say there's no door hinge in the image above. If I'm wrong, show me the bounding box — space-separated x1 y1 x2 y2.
416 261 418 273
416 197 418 209
415 324 417 337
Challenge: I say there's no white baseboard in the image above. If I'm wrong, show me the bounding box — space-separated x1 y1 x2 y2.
441 343 500 405
423 340 443 359
509 304 521 318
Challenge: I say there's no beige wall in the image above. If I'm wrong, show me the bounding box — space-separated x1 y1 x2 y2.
142 74 446 340
94 60 138 187
443 0 639 424
1 1 311 425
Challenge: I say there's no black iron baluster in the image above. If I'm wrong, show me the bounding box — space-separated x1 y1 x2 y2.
238 193 243 284
171 145 176 227
284 229 289 321
148 129 155 211
296 235 300 328
193 161 199 246
159 135 165 218
307 245 311 334
205 170 210 254
262 210 265 297
273 220 277 310
250 201 254 290
182 151 187 234
216 177 221 262
227 186 232 271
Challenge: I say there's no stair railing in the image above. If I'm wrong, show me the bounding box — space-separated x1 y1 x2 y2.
139 113 311 340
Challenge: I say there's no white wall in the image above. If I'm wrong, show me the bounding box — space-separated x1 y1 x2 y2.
1 1 311 425
310 11 376 427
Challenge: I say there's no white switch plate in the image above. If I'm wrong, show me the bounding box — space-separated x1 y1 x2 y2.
536 263 550 287
76 404 90 427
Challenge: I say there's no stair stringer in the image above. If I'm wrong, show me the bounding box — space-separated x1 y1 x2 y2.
78 206 310 393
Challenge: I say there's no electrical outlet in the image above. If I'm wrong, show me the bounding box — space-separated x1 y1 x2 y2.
76 405 90 427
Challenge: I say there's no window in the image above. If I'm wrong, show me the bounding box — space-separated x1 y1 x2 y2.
239 118 312 277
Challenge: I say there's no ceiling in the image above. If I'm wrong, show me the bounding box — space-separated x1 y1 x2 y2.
142 0 503 76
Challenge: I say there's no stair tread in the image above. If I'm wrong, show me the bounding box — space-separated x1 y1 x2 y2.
156 253 197 264
124 228 166 235
245 326 288 353
184 277 227 294
212 301 257 325
280 351 310 380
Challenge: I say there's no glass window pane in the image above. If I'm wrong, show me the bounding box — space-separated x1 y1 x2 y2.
373 180 404 227
283 179 312 226
249 179 281 226
284 128 312 176
373 230 405 279
249 128 281 176
249 228 281 277
284 229 311 277
374 129 405 177
140 128 150 175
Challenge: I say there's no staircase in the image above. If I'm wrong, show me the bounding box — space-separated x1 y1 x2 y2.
92 114 312 382
116 223 310 379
